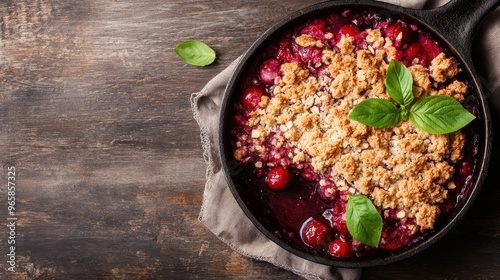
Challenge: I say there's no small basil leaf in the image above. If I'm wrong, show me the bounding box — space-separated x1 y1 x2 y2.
409 95 476 134
385 60 414 106
349 99 401 128
174 40 216 66
346 195 383 247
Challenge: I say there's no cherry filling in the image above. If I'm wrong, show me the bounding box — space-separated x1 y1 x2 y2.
329 237 354 258
240 85 266 110
260 58 281 83
301 218 331 249
337 23 361 38
230 9 478 259
266 166 293 191
384 21 412 45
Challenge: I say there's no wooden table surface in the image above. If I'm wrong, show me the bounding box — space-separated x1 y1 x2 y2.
0 0 499 279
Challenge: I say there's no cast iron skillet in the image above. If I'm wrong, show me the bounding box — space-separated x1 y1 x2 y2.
219 0 497 267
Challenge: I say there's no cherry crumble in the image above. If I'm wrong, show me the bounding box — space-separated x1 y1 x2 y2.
229 9 478 258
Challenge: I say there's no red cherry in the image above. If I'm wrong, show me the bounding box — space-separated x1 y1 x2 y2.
328 238 353 258
385 22 411 43
407 43 422 59
404 42 423 65
260 58 281 83
417 33 442 64
240 86 265 110
276 40 297 63
301 19 327 39
265 166 292 191
301 218 331 248
338 24 360 38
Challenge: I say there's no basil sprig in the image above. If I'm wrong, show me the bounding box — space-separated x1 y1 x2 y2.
346 194 383 247
349 60 475 134
174 40 216 66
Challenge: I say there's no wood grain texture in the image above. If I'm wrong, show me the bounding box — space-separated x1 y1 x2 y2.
0 0 498 279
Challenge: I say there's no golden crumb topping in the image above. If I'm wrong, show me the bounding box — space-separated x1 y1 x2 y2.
295 34 325 48
430 53 461 82
241 30 467 230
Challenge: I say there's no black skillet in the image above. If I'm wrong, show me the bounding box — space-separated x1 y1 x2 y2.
219 0 497 267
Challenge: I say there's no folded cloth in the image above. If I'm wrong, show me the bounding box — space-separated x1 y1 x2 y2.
191 1 499 279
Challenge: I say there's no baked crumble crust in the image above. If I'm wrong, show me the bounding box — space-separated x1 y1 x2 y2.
430 53 461 82
238 29 468 231
296 34 325 48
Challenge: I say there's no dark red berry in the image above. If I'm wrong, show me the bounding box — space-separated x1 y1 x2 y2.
260 58 281 83
417 33 442 64
301 19 327 39
406 43 422 59
338 24 360 38
328 238 353 257
240 86 266 110
301 218 331 248
265 166 292 191
276 40 297 63
385 22 411 43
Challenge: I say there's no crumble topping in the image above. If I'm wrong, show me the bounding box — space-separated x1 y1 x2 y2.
295 34 324 48
238 30 468 230
430 53 461 82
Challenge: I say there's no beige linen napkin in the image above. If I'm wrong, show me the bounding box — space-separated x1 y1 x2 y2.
191 1 499 279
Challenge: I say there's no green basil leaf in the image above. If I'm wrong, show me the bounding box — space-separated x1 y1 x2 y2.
385 60 414 106
346 195 383 247
174 40 216 66
349 99 401 128
409 95 476 134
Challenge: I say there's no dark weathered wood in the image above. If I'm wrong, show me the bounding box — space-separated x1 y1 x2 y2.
0 0 498 279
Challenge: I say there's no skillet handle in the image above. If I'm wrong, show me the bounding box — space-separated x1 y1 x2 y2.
411 0 500 59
